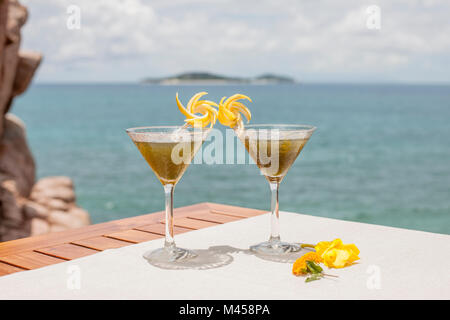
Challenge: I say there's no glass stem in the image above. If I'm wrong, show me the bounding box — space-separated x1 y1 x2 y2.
164 184 175 249
269 181 280 242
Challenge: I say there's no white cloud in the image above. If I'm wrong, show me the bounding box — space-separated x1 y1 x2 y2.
20 0 450 82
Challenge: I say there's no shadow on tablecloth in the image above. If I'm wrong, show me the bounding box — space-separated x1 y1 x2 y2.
144 244 314 270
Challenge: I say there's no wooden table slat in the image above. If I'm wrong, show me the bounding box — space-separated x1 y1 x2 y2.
0 202 211 257
0 262 26 276
134 223 192 235
208 205 266 218
188 212 242 224
0 251 66 270
161 217 220 229
35 244 99 260
71 236 132 251
0 203 266 277
105 230 163 244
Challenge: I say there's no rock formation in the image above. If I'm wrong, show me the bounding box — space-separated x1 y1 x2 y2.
0 0 90 241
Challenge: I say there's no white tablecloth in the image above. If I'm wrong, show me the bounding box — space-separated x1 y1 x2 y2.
0 212 449 299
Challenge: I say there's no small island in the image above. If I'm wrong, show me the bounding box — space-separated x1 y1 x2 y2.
141 72 296 85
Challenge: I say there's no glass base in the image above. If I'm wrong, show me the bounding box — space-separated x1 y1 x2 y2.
250 239 303 263
143 246 233 270
143 246 196 269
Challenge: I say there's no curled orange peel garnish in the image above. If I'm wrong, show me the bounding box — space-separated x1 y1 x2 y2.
176 92 219 128
217 94 252 128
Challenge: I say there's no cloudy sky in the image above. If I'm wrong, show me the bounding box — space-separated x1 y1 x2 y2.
21 0 450 83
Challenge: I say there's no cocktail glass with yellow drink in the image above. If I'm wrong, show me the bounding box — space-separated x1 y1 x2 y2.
237 124 315 256
218 96 316 257
127 93 218 267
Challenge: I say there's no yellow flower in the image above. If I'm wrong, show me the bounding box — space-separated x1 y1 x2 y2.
314 239 360 268
292 252 322 276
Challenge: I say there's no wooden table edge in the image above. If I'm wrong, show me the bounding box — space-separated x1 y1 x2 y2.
0 202 265 276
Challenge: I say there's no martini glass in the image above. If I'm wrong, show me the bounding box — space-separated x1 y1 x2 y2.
126 126 210 267
235 124 316 257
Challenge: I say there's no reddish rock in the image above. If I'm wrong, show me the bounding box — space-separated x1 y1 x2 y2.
22 201 49 219
46 198 70 211
12 50 42 98
30 217 49 235
68 207 91 226
33 176 74 191
0 114 35 197
48 210 88 230
1 226 29 241
0 180 25 228
0 0 28 134
31 187 76 203
0 0 91 241
6 0 27 35
0 1 7 73
49 224 67 233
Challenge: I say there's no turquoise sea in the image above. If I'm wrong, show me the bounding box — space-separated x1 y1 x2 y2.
13 84 450 234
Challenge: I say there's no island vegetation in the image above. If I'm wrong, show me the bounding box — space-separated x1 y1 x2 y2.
142 72 295 85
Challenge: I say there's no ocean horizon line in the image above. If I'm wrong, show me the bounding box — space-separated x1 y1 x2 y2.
29 81 450 87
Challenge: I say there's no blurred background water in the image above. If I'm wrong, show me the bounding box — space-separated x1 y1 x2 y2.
12 84 450 234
